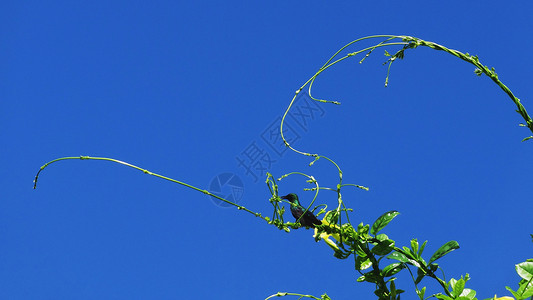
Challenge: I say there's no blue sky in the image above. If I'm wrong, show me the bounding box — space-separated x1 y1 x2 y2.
2 1 532 299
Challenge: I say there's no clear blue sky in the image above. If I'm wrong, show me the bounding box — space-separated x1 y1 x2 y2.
2 1 532 299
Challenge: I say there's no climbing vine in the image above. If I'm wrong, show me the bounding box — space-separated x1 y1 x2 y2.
34 35 532 300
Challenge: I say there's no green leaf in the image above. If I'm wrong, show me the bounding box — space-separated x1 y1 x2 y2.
372 239 395 256
429 241 460 264
411 239 419 256
376 233 389 241
389 280 397 298
416 287 426 300
429 263 439 273
402 246 414 257
371 210 400 235
517 277 533 298
324 211 338 224
354 242 367 257
452 278 465 298
381 263 404 277
419 240 427 256
357 222 370 236
449 278 456 289
516 262 533 281
399 247 421 267
388 280 405 299
459 288 476 300
523 285 533 298
505 286 520 299
387 251 409 263
415 268 426 284
355 256 372 271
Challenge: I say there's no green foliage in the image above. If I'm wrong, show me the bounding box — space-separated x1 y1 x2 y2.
505 260 533 300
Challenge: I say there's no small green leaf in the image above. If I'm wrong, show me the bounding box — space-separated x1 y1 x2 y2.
429 241 460 264
411 239 419 256
388 250 423 269
371 210 400 235
516 262 533 281
389 280 397 297
355 256 372 271
401 247 417 260
459 288 476 300
387 251 409 263
354 242 367 257
449 278 457 289
376 233 389 241
419 240 427 256
324 211 338 224
372 239 395 256
381 263 404 277
416 287 426 300
452 278 465 298
357 222 370 235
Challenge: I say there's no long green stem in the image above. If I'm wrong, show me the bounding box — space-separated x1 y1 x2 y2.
401 36 533 139
33 156 267 220
281 34 532 174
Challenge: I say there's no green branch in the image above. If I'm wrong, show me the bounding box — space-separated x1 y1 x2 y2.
33 156 267 220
